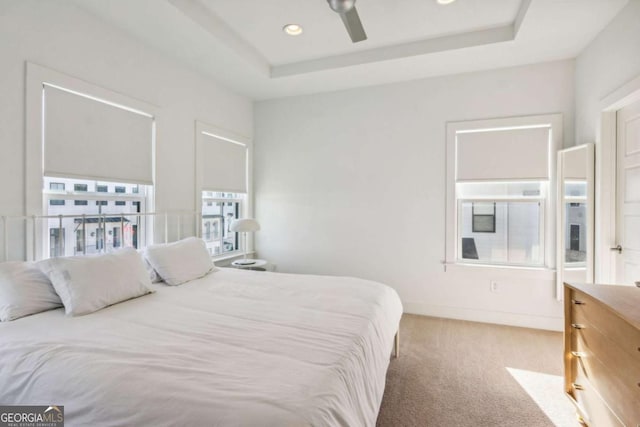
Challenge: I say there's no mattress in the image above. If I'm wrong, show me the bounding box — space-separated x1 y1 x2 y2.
0 268 403 427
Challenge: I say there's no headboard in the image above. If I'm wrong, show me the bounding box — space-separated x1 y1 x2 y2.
0 211 204 262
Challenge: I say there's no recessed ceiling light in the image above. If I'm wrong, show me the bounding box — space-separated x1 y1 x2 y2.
437 0 457 4
283 24 303 36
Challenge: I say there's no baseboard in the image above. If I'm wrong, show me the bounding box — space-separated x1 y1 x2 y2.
402 302 563 332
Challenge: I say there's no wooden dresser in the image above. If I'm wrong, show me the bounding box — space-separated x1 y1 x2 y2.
564 283 640 427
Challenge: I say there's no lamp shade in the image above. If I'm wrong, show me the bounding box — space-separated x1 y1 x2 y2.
230 219 260 233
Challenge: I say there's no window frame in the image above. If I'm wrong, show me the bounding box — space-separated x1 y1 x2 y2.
194 121 253 261
445 114 562 272
26 63 158 261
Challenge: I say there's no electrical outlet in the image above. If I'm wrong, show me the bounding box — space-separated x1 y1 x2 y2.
490 281 498 293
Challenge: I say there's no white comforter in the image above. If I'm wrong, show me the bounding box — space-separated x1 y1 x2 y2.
0 268 402 427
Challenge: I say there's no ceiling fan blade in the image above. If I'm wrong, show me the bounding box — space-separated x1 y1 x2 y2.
340 6 367 43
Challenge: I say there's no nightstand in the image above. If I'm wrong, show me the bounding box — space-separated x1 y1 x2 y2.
231 259 268 271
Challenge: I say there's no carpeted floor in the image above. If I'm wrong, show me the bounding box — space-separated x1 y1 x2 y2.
376 315 578 427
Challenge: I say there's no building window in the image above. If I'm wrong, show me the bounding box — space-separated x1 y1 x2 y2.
471 203 496 233
115 186 125 193
76 229 85 253
446 114 561 269
48 182 66 206
49 228 65 258
201 191 243 257
44 177 148 257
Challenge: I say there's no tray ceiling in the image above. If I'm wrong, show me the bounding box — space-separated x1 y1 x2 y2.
74 0 628 99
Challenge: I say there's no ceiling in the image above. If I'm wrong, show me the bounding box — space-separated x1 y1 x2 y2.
202 0 522 65
74 0 628 100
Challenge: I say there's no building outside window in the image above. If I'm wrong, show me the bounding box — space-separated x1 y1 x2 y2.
44 177 148 257
457 182 546 266
201 191 243 256
49 182 65 206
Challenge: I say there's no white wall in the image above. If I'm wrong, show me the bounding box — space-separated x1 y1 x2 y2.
0 1 252 259
575 0 640 145
574 1 640 284
255 60 575 331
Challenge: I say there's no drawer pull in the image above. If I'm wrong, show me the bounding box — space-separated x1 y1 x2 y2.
571 351 586 358
571 323 585 329
571 299 585 305
572 383 584 390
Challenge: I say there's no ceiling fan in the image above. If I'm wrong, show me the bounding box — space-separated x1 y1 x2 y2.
326 0 367 43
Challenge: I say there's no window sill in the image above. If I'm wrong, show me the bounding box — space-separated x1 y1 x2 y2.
213 251 256 266
444 262 556 280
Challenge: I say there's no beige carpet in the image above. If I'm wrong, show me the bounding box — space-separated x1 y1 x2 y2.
376 315 578 427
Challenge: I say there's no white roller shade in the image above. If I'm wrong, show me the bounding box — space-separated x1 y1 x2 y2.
201 133 247 193
456 127 550 181
44 85 154 185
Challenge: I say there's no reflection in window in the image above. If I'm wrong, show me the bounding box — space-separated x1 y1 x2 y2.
565 202 586 264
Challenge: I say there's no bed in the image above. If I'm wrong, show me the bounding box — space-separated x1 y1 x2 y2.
0 267 403 427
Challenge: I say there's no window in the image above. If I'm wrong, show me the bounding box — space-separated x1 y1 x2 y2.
201 191 244 256
196 123 250 259
76 229 84 253
26 66 156 261
44 177 149 256
457 182 546 266
446 115 561 269
49 228 65 258
472 203 496 233
115 186 125 193
48 182 65 206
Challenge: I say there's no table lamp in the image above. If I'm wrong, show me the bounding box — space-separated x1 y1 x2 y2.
230 218 260 265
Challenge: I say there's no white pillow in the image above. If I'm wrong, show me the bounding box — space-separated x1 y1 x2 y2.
144 237 216 286
0 262 63 321
38 248 153 316
137 249 162 283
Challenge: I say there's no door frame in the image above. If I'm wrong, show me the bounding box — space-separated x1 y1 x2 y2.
597 74 640 283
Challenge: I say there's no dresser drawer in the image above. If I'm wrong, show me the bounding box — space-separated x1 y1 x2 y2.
569 372 624 427
570 289 640 363
572 308 640 402
573 329 640 426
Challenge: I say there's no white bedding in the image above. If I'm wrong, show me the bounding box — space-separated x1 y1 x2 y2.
0 268 402 427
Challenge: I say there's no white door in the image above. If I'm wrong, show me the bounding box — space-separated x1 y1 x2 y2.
616 100 640 285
